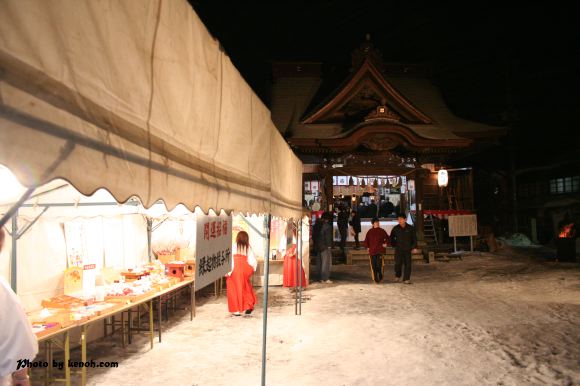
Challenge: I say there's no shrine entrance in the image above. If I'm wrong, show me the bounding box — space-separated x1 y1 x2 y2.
272 36 504 246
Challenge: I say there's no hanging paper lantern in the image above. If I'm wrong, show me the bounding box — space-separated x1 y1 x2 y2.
438 169 448 187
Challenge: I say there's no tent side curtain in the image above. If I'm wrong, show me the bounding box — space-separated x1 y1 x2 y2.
0 0 302 218
270 125 304 219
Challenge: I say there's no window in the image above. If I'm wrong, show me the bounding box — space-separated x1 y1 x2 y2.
518 182 540 198
550 176 580 194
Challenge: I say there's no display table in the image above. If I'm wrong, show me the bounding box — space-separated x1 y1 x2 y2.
32 277 195 386
253 259 284 286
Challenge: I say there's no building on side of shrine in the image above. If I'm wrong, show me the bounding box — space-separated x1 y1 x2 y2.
270 36 506 244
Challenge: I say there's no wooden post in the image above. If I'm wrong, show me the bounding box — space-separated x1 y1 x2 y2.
415 171 425 244
324 173 334 212
468 168 475 210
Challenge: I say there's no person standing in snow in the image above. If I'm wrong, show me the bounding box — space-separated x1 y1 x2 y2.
364 217 389 283
390 213 418 284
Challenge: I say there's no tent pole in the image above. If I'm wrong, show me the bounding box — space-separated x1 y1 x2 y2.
298 219 303 315
292 221 302 315
147 218 153 263
17 206 49 238
0 187 35 229
260 214 271 386
10 211 18 292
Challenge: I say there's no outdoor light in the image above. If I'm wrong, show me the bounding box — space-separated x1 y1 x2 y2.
348 176 354 186
437 169 448 187
373 178 378 188
0 165 26 204
360 177 366 188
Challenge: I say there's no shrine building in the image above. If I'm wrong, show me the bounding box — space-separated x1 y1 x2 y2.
270 36 505 244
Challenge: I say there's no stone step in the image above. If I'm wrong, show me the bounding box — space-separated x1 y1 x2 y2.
346 249 424 265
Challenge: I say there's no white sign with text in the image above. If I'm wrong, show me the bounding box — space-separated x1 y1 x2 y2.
448 214 478 237
195 211 232 291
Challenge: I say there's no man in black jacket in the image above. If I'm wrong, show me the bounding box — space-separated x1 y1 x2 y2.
349 209 362 249
390 213 418 284
314 212 334 283
337 206 349 257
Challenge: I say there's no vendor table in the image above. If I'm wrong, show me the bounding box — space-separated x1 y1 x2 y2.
254 259 284 286
34 277 194 386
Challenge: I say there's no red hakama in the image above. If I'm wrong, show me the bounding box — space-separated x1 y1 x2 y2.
282 244 308 288
226 254 257 313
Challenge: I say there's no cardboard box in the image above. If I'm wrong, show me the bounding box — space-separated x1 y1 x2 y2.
156 253 175 264
165 263 185 281
41 295 88 309
184 260 196 277
30 310 76 328
105 292 152 304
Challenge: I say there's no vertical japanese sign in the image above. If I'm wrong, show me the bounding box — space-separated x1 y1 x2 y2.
64 220 97 296
64 221 84 268
195 211 232 291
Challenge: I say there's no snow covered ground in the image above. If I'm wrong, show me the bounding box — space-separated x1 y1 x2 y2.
40 247 580 385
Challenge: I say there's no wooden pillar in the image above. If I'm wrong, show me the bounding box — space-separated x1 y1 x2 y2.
468 168 475 210
324 173 334 212
438 186 446 210
415 171 425 244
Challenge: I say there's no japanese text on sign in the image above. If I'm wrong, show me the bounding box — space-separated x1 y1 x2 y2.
197 248 231 277
196 212 232 290
203 220 229 241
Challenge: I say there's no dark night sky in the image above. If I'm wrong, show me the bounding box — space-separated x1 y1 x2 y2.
190 2 579 167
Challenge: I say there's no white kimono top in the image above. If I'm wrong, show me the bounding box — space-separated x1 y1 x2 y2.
227 244 257 275
0 277 38 386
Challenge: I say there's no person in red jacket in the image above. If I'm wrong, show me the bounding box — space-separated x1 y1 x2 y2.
363 217 390 283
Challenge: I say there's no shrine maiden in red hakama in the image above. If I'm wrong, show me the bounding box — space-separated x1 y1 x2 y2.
282 237 308 288
226 231 257 315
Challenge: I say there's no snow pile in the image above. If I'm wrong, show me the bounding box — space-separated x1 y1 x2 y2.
497 233 539 247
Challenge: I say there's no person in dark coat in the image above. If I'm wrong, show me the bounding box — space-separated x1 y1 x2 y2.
314 212 334 283
390 212 418 284
367 199 378 218
357 202 368 218
337 206 349 257
349 209 362 248
379 198 395 217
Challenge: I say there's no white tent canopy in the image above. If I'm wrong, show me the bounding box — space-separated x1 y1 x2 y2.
0 0 303 219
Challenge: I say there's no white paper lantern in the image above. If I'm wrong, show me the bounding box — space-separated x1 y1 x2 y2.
437 169 448 187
